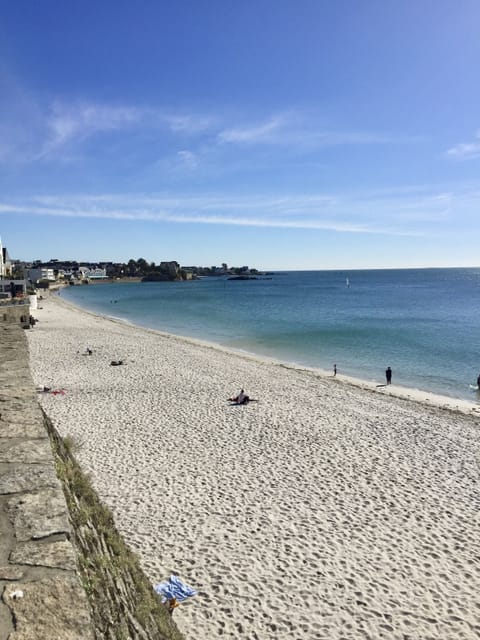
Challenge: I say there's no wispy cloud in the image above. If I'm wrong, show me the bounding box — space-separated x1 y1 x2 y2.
162 113 215 134
217 113 412 149
176 150 198 169
445 130 480 160
0 79 414 171
0 88 217 164
38 102 145 159
0 199 389 233
218 116 286 144
2 184 474 237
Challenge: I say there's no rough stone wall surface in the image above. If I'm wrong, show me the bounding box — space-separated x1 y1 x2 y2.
0 303 30 327
0 324 94 640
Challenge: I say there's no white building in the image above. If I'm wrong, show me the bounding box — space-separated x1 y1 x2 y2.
27 267 56 283
79 267 108 280
2 247 12 276
0 237 10 278
0 237 25 297
0 280 26 298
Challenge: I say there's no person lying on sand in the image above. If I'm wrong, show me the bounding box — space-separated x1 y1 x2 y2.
228 389 250 405
40 386 65 395
77 347 93 355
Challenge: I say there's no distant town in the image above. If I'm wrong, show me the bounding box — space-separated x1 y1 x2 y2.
0 237 266 298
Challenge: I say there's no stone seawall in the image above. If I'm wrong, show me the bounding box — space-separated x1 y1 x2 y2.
0 301 31 327
0 325 184 640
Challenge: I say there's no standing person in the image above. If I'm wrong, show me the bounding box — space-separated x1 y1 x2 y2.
333 364 337 377
386 366 392 385
477 373 480 390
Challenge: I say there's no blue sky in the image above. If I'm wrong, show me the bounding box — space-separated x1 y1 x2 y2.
1 1 479 269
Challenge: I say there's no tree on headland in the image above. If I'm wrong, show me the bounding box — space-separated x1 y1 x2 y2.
136 258 149 273
126 259 138 276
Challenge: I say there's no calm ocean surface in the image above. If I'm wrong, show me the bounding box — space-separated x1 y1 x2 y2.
60 268 480 403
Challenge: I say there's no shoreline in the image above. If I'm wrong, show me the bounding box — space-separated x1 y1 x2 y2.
53 292 480 417
26 295 480 639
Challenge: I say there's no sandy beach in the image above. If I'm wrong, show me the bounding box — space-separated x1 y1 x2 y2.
26 294 480 639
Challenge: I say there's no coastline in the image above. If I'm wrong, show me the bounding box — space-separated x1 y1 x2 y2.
26 294 480 639
58 273 480 410
54 291 480 417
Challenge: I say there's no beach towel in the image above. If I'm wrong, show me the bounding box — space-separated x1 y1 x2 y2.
154 575 197 603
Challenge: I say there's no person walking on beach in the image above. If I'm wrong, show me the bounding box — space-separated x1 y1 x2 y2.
385 366 392 385
477 373 480 390
333 364 337 377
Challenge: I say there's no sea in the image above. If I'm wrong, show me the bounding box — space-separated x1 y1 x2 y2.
59 268 480 403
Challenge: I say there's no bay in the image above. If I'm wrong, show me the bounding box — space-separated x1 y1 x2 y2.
60 268 480 403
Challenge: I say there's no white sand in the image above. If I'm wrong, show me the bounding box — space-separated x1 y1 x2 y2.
27 295 480 639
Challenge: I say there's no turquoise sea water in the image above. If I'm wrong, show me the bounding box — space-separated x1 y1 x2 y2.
60 268 480 403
